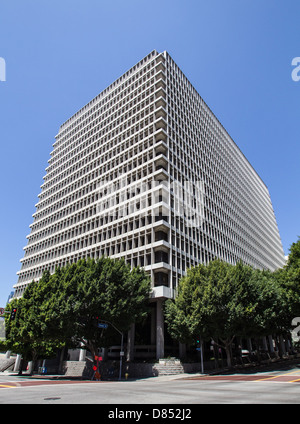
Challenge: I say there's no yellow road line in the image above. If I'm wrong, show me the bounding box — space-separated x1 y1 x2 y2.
257 375 281 382
258 369 300 382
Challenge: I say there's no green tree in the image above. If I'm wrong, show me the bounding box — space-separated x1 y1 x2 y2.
3 289 63 374
166 260 237 366
165 260 286 367
10 257 151 368
286 237 300 269
196 260 241 367
165 263 208 345
274 237 300 339
4 257 151 371
48 257 151 358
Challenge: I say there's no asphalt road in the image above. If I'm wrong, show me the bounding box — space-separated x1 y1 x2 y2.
1 365 300 405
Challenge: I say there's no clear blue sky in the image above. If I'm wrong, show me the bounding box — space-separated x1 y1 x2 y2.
0 0 299 306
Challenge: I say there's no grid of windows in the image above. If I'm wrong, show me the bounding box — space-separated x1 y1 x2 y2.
164 51 285 294
14 50 285 299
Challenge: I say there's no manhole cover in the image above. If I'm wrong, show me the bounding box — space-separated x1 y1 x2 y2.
44 397 61 401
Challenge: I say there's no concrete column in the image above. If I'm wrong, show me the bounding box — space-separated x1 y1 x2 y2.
126 323 135 362
151 307 156 346
179 343 186 359
156 299 164 359
5 351 11 359
79 348 86 362
13 354 22 372
58 347 65 373
27 361 34 375
100 348 108 361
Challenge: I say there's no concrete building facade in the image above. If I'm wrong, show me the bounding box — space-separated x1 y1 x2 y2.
14 50 286 359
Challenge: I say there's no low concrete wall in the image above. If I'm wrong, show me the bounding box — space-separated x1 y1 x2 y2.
59 359 207 379
61 361 88 377
0 356 15 372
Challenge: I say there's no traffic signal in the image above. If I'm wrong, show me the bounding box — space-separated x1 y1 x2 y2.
93 316 99 327
196 339 201 351
10 307 17 321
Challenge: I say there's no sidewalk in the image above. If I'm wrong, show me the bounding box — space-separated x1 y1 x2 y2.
2 357 300 382
0 369 204 382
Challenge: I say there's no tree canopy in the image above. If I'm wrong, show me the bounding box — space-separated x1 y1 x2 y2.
2 257 151 367
3 239 300 371
165 260 288 367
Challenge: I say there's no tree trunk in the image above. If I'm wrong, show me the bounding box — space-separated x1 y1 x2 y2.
225 345 232 368
213 336 234 369
27 361 35 376
58 346 66 374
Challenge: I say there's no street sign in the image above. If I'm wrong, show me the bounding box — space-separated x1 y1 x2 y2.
97 322 108 329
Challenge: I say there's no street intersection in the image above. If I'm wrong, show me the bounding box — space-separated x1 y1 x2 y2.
1 363 300 404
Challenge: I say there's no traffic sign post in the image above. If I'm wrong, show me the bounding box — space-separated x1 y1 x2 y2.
119 332 124 381
195 337 204 373
200 338 204 374
96 319 124 381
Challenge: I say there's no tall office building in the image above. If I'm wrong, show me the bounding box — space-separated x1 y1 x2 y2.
14 50 285 358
